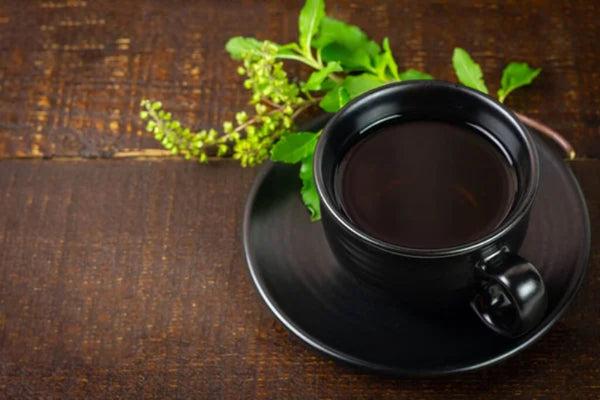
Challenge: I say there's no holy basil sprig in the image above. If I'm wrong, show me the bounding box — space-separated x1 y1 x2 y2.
452 47 541 103
140 0 543 222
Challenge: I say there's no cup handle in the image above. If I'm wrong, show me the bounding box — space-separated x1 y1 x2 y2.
470 249 548 338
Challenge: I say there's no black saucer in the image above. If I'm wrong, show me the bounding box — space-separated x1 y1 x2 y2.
242 117 590 376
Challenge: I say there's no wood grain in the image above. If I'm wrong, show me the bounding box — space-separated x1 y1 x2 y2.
0 0 599 398
0 0 598 158
0 159 598 399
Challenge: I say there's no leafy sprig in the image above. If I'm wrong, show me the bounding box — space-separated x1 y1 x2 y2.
141 41 316 167
141 0 547 221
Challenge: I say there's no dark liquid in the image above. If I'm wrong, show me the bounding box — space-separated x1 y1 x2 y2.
337 120 517 248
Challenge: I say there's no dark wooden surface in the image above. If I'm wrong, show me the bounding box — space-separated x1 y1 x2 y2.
0 0 598 398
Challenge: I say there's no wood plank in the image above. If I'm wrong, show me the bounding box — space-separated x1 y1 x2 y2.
0 159 598 398
0 0 599 159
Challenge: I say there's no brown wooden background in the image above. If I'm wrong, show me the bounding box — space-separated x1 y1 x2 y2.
0 0 598 398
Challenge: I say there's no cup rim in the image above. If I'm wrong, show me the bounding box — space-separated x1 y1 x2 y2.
313 80 540 258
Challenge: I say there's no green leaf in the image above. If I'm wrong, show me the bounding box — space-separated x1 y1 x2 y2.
270 132 319 164
319 74 385 112
398 69 434 81
364 40 382 59
497 62 541 102
313 17 368 50
313 16 380 71
342 74 386 98
319 85 350 112
225 36 264 60
298 0 325 53
319 77 338 91
452 48 488 94
304 61 342 91
381 38 399 80
299 154 321 221
277 43 301 54
320 44 372 71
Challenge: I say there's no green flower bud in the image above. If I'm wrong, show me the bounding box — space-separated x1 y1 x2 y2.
235 111 248 124
217 144 228 156
255 104 267 115
283 116 292 128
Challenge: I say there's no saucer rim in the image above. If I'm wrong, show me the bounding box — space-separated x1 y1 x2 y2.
242 137 591 377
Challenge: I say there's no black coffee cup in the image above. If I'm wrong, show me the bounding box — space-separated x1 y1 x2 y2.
314 80 547 338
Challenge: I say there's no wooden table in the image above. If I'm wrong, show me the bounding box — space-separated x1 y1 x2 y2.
0 1 598 398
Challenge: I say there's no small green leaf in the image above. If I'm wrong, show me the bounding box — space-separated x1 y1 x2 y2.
313 16 380 71
342 74 386 98
319 85 350 112
381 38 399 80
319 77 338 91
313 17 368 50
337 86 351 108
270 132 319 164
498 62 541 102
398 69 434 81
319 74 384 112
275 42 301 56
298 0 325 53
320 44 372 71
452 48 488 94
304 61 342 91
225 37 264 60
299 154 321 221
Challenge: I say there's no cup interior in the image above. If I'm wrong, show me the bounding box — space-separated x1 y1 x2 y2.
314 80 539 254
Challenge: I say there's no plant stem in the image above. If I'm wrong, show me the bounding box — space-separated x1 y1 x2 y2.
261 97 285 110
515 112 576 160
276 53 322 70
291 102 314 121
328 73 342 83
220 108 281 141
291 97 323 120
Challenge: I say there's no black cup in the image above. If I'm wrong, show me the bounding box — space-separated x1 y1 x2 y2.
314 80 547 338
